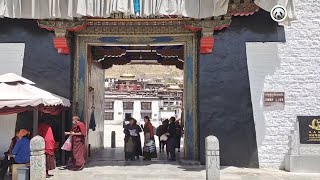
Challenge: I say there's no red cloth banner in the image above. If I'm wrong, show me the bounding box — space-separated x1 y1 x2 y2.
0 106 32 115
0 105 65 115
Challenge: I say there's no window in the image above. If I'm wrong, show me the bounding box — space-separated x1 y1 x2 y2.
105 112 114 120
105 102 114 110
123 102 134 110
141 102 152 110
141 113 152 119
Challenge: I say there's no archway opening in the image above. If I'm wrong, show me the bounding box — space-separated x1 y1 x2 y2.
73 32 199 162
87 44 186 161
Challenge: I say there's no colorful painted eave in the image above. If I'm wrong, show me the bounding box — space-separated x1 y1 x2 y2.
37 2 260 55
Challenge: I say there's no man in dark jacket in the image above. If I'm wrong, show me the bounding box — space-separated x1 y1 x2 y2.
166 117 177 161
156 119 169 153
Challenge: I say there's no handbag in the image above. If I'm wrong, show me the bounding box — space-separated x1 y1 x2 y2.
145 140 154 147
61 136 72 151
160 134 168 141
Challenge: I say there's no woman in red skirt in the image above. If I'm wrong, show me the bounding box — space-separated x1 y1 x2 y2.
65 116 86 171
38 120 56 178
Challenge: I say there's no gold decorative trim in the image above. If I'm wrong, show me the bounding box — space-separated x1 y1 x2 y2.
228 2 260 15
80 20 191 35
116 37 157 44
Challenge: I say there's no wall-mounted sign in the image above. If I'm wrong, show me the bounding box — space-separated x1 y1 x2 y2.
264 92 285 106
298 116 320 144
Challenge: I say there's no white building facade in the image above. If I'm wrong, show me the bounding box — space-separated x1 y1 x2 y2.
247 1 320 169
104 95 160 125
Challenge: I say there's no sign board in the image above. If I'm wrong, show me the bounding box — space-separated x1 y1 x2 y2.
298 116 320 144
264 92 284 106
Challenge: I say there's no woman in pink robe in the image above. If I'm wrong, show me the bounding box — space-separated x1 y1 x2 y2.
38 122 55 177
65 116 86 171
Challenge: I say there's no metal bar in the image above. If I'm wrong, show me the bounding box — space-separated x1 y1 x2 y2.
61 110 66 165
32 107 39 136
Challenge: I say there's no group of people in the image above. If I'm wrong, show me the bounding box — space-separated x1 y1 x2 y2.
123 116 183 161
156 117 183 161
1 115 182 178
0 116 87 179
0 129 31 179
0 119 58 179
123 116 157 161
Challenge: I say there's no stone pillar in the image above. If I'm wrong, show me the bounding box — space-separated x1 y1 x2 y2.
205 136 220 180
30 136 46 180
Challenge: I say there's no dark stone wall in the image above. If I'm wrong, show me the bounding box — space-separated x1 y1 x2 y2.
0 18 72 131
199 10 286 167
0 18 71 98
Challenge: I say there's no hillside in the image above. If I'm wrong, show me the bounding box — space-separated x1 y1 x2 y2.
105 64 183 80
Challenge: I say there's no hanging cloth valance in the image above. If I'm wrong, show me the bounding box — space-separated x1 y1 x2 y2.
0 0 296 21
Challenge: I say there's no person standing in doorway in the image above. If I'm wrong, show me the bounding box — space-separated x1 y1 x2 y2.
175 120 183 152
156 119 169 153
38 119 56 177
142 116 157 160
123 118 142 161
65 116 86 171
133 119 143 159
166 117 177 161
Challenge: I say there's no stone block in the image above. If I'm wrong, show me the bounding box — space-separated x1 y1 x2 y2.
12 164 28 180
285 118 320 173
285 155 320 173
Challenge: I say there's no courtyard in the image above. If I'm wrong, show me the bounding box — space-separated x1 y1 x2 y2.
48 148 320 180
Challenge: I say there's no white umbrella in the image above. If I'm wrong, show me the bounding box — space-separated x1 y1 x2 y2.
0 73 71 136
0 73 70 108
0 73 35 84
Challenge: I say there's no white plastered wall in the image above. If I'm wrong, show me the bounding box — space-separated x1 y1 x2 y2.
247 0 320 168
0 43 25 157
88 62 105 152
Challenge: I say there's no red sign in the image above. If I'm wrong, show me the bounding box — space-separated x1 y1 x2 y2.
264 92 285 106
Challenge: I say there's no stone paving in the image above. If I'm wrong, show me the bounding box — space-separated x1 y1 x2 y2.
48 148 320 180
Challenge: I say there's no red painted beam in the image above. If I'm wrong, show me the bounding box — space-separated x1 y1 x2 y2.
54 37 70 55
200 37 214 54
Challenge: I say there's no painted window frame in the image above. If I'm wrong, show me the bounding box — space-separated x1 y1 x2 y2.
141 102 152 110
105 112 114 120
123 102 134 110
105 101 114 110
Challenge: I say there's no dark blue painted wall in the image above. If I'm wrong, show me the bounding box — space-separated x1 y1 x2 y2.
199 10 285 167
0 18 72 131
0 18 71 99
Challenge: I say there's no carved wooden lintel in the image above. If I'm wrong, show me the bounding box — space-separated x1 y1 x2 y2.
37 1 259 55
38 20 87 55
228 1 260 16
185 16 231 54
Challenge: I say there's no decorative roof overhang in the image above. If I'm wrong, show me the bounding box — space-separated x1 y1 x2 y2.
91 45 185 69
38 1 260 55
